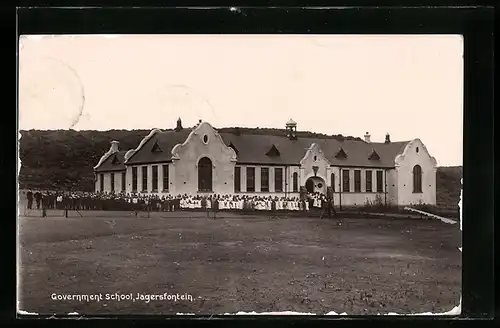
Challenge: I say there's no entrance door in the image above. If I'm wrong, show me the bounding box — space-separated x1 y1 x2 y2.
305 179 314 193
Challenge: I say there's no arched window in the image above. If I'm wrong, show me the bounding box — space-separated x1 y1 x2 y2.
413 165 422 193
198 157 213 192
330 173 335 192
292 172 298 192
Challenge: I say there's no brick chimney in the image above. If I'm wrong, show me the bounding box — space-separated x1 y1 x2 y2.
385 133 391 144
110 140 119 153
175 117 183 132
364 132 371 143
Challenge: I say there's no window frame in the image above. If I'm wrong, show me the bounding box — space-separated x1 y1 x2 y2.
274 168 283 192
110 172 115 192
152 165 158 192
162 164 169 191
234 166 241 192
132 167 138 192
376 170 384 193
246 167 255 192
293 172 299 192
141 166 148 192
121 172 126 192
365 170 373 192
342 169 350 192
413 165 423 193
354 170 361 192
261 167 269 192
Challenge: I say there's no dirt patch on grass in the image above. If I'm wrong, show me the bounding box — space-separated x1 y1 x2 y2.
18 213 461 315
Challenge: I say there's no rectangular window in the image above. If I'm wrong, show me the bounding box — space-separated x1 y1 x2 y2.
330 173 335 192
261 167 269 192
142 166 148 192
365 170 372 192
342 169 350 192
100 173 104 192
121 172 126 192
275 168 283 192
246 167 255 192
377 170 384 192
354 170 361 192
152 165 158 191
293 172 298 192
234 167 241 192
132 167 137 192
110 173 115 192
162 165 169 191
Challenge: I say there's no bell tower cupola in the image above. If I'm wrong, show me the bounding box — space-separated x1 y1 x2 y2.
285 118 297 140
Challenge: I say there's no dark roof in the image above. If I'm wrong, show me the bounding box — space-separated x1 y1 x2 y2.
220 133 408 167
125 129 192 165
119 127 409 168
95 151 127 172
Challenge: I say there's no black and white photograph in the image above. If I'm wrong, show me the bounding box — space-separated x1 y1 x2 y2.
17 34 463 316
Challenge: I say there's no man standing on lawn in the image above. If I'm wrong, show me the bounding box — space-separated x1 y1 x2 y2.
34 190 42 210
26 189 33 210
320 188 337 219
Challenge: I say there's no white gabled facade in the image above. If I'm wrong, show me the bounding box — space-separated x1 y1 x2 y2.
393 139 438 206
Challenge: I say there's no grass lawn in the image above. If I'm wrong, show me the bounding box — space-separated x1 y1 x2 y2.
18 211 461 315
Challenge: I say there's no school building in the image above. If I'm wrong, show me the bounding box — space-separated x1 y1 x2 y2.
94 118 438 206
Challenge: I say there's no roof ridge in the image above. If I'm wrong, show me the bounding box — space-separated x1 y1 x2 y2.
219 128 365 141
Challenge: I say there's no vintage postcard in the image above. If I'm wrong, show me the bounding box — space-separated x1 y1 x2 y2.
17 34 463 316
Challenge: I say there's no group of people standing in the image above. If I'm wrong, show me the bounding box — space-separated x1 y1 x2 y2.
23 189 338 219
25 190 44 210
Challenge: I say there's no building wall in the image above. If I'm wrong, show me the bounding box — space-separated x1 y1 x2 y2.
122 163 174 196
331 166 390 207
394 139 437 205
285 166 301 193
338 192 386 207
94 171 126 193
95 172 108 193
126 165 133 193
386 169 399 205
114 171 123 193
94 165 391 207
236 165 292 195
94 164 397 207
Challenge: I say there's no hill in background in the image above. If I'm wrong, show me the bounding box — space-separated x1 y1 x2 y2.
436 166 463 208
17 129 462 208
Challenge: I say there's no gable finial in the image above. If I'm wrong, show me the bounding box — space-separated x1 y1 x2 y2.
175 118 183 132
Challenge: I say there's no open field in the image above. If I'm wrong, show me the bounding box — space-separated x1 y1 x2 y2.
18 212 461 315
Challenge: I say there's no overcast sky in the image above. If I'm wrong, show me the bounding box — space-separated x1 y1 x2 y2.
18 35 463 166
